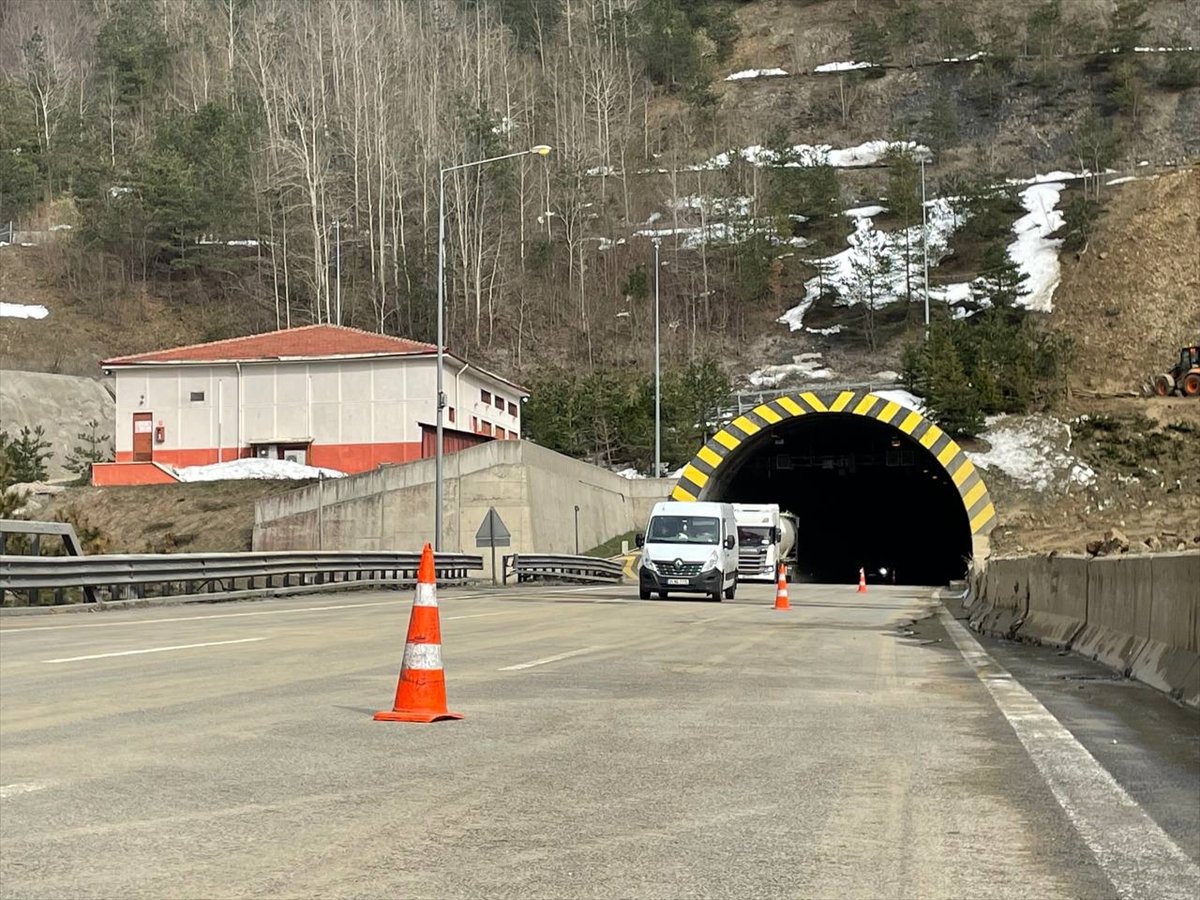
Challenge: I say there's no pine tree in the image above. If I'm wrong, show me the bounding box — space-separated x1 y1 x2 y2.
923 320 984 437
5 426 52 483
64 418 112 483
974 240 1028 314
850 20 890 73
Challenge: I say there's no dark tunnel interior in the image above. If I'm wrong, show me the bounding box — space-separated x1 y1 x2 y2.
706 414 973 585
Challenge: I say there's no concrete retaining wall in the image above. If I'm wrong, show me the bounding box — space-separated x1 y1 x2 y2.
253 440 672 579
968 551 1200 707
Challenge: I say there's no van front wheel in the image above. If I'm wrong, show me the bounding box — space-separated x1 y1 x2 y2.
724 580 737 600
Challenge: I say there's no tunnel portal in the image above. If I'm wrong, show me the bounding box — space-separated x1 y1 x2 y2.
673 391 995 585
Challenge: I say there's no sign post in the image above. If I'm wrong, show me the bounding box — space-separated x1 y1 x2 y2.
474 507 511 584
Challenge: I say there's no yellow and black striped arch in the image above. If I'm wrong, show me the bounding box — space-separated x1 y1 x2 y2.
672 390 996 536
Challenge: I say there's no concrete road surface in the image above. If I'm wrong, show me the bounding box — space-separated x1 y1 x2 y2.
1 583 1197 899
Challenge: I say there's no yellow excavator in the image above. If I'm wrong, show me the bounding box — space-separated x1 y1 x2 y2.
1150 344 1200 397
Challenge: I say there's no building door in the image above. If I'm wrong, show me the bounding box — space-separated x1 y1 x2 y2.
132 412 154 462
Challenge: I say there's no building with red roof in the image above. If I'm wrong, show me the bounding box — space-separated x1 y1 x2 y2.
93 325 527 485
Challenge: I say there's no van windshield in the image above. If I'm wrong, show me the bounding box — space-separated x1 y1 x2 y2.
647 515 720 545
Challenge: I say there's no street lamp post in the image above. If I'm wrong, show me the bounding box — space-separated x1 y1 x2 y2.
921 157 930 338
653 237 661 479
435 144 551 551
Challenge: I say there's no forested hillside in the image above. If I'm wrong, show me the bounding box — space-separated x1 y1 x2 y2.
1 0 1198 470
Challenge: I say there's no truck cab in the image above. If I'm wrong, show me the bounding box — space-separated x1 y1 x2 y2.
637 501 738 601
732 503 798 582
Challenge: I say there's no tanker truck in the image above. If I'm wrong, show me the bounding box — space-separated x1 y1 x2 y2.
732 503 798 582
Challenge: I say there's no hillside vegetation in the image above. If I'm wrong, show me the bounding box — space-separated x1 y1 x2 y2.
2 0 1198 471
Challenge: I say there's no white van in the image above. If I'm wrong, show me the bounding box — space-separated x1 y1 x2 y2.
636 501 739 601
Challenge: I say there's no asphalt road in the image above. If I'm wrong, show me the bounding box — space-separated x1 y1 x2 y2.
1 582 1196 899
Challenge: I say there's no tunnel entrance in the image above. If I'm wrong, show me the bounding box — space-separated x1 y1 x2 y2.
673 391 995 586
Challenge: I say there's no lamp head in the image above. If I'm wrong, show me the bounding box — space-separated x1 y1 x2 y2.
530 144 552 157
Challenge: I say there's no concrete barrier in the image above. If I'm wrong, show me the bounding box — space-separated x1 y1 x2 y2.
1130 553 1200 707
968 556 1028 639
1074 555 1154 674
967 550 1199 708
1018 555 1088 648
252 440 673 580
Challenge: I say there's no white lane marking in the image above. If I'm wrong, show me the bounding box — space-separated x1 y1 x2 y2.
445 611 516 620
0 595 491 635
0 782 47 798
937 606 1200 900
499 646 602 671
43 637 265 664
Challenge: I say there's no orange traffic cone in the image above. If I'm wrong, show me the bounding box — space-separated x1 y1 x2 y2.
774 564 791 610
856 567 868 594
375 543 463 723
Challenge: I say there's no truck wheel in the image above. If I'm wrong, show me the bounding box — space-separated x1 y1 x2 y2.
1153 374 1173 396
639 587 651 600
724 578 737 600
1184 372 1200 397
708 587 722 602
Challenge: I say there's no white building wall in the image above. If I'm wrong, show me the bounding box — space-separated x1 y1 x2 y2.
112 355 523 456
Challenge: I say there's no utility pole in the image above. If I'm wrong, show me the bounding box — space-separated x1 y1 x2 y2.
653 237 662 478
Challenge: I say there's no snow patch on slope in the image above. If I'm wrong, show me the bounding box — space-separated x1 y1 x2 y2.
968 415 1095 492
174 458 346 482
0 302 49 319
725 68 788 81
1008 182 1064 313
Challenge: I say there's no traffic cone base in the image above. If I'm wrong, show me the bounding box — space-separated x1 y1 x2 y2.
774 564 791 610
375 543 462 724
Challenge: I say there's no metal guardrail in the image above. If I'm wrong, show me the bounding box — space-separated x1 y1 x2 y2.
0 548 483 608
502 553 625 584
0 221 12 245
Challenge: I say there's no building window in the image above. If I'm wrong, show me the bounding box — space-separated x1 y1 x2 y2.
508 401 518 418
494 393 504 410
448 407 456 424
481 389 491 405
189 391 205 402
481 422 493 436
496 427 506 440
471 416 479 431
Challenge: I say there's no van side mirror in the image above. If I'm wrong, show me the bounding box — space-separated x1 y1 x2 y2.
724 535 736 550
635 533 645 548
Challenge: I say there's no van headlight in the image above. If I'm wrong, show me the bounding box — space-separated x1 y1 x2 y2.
642 558 657 573
705 550 719 570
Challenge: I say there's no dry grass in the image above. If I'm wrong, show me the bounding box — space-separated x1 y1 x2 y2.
36 480 306 554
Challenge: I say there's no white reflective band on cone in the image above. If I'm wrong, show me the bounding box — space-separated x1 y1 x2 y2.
402 642 443 670
413 582 438 607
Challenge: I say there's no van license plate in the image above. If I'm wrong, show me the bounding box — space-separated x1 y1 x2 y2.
668 578 688 586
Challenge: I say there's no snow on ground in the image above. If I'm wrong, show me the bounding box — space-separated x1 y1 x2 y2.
1008 182 1064 313
696 139 929 171
585 165 617 177
614 467 646 480
173 458 346 482
941 51 986 63
747 352 834 387
871 370 901 383
805 324 842 336
725 68 788 81
813 61 876 72
669 195 755 217
844 205 886 219
968 415 1095 492
0 302 49 319
779 197 961 331
871 389 925 412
